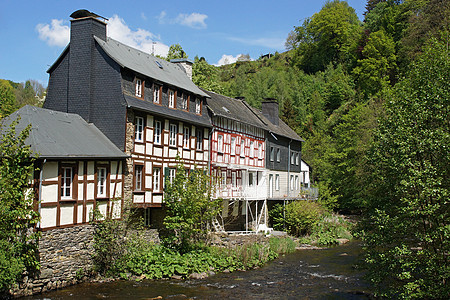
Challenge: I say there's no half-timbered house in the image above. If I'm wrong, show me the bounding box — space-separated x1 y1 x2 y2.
204 90 269 231
43 13 211 226
1 105 127 230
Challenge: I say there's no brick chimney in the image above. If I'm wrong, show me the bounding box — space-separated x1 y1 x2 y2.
171 58 194 80
261 99 279 125
67 11 107 122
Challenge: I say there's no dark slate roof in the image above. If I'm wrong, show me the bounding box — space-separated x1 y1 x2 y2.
203 89 303 142
1 106 128 159
124 95 212 128
94 36 209 98
203 90 266 129
245 105 304 142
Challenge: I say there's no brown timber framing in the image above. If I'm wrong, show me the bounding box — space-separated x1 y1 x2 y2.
36 159 125 231
127 109 209 208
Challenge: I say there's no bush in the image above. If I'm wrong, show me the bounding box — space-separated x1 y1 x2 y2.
284 200 323 236
271 200 353 245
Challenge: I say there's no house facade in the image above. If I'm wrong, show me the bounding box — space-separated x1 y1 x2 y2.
37 10 310 231
2 106 128 230
43 14 211 226
205 91 268 231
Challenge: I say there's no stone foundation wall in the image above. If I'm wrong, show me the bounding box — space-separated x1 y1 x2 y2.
11 225 95 297
10 224 161 297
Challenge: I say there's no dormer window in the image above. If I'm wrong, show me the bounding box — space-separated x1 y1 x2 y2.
168 90 175 108
153 84 161 104
135 78 143 98
181 93 188 110
195 98 201 114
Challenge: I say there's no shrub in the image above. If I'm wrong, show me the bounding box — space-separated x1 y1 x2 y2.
284 200 323 236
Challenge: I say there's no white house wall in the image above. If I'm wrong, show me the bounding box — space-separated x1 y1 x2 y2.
38 159 125 230
127 110 210 208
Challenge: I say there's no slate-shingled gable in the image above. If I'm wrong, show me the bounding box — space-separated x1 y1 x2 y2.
94 36 208 98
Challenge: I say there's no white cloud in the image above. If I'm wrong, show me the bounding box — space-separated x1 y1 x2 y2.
36 19 70 47
107 15 169 57
158 10 207 29
36 15 170 57
175 13 207 29
215 54 242 66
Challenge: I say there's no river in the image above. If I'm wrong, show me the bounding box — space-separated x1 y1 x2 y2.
27 240 372 299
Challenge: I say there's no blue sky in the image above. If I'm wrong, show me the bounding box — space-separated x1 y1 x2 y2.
0 0 366 86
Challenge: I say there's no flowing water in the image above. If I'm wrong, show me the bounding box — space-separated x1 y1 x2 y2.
28 240 372 299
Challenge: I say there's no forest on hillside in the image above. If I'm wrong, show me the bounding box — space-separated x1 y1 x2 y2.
188 0 449 210
189 1 449 297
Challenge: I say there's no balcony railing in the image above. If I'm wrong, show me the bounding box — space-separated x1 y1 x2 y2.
300 186 319 200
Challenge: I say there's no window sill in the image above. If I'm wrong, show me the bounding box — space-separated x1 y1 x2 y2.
60 198 76 203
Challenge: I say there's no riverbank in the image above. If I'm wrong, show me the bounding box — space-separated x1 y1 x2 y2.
25 239 369 300
8 226 352 298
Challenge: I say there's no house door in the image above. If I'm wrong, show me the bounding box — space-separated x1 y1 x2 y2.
269 174 273 198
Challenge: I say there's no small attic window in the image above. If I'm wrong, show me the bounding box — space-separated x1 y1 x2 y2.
222 106 230 113
155 61 163 69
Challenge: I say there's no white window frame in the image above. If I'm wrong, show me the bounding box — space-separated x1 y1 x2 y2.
135 165 143 191
240 139 245 157
230 137 236 155
183 126 190 148
153 84 160 103
195 98 201 114
181 93 188 110
135 116 144 142
169 123 177 146
135 78 142 97
169 168 176 184
290 175 294 191
221 171 227 187
217 134 223 153
153 168 161 192
61 167 73 199
296 153 300 165
295 175 299 190
276 148 280 162
270 147 274 161
97 167 107 197
196 128 203 150
291 152 295 165
168 90 175 108
154 120 161 145
250 141 254 157
258 143 262 159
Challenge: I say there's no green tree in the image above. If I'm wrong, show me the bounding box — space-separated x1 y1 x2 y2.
163 163 222 252
353 29 397 96
166 43 188 61
291 0 362 73
192 56 224 94
361 37 449 298
0 80 16 118
0 120 40 292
